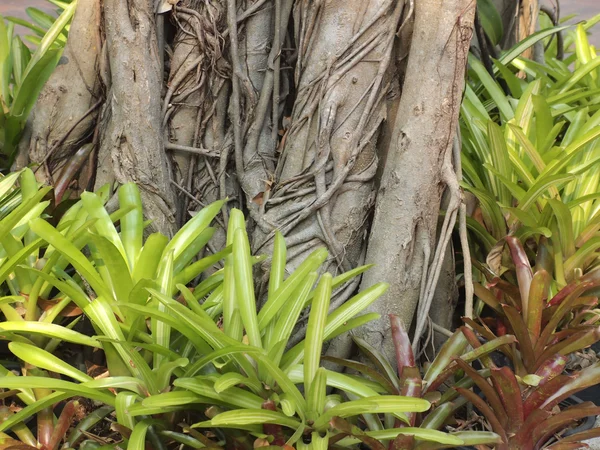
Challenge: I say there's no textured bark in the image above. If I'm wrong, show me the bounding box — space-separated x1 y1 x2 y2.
17 0 101 181
252 0 404 281
16 0 479 356
429 242 458 350
356 0 475 358
95 0 176 235
166 0 231 235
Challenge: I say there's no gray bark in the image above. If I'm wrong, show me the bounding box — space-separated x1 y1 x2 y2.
18 0 101 183
95 0 176 235
16 0 477 357
355 0 474 358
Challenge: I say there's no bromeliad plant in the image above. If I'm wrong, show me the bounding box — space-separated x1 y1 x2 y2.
453 352 600 450
124 213 442 449
323 314 505 450
469 236 600 375
0 169 125 449
458 238 600 449
462 19 600 287
0 185 434 449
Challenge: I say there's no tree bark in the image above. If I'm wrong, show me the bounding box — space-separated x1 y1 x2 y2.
96 0 176 235
356 0 474 358
17 0 477 355
18 0 101 185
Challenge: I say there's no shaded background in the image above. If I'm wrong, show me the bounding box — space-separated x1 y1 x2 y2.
2 0 599 45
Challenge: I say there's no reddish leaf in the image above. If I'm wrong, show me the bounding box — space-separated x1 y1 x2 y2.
262 400 285 446
423 329 469 392
523 375 571 417
38 298 83 317
540 362 600 411
490 367 524 434
390 314 416 375
545 443 591 450
353 336 401 393
329 417 386 450
462 317 498 343
455 387 508 445
555 427 600 443
536 283 593 355
548 267 600 307
47 400 77 450
506 236 533 316
549 326 598 344
474 282 503 314
533 403 600 447
400 366 422 426
527 269 550 345
461 327 494 369
454 359 507 428
534 327 600 371
487 278 521 308
426 335 517 393
534 354 568 386
511 408 551 448
501 304 535 371
389 434 415 450
496 318 508 336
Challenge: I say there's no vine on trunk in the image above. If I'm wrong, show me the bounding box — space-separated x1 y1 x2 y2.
17 0 475 357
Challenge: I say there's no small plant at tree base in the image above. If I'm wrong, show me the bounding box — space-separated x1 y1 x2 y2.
324 314 504 450
0 185 433 449
469 236 600 375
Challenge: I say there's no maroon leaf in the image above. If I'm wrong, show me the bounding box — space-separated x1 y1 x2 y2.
490 367 524 434
455 387 508 445
527 269 550 345
390 314 416 376
534 354 568 386
454 359 507 428
506 236 533 314
533 403 600 447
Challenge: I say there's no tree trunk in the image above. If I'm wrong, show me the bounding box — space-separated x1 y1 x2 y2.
355 0 474 357
17 0 475 355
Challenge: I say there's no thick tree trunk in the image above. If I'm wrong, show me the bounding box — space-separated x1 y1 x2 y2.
355 0 474 358
95 0 177 235
17 0 101 186
17 0 476 355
